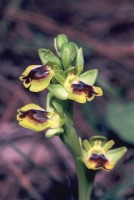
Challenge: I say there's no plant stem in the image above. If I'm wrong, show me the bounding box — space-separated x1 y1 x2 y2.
60 100 95 200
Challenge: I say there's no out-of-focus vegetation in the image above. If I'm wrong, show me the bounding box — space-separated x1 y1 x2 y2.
0 0 134 199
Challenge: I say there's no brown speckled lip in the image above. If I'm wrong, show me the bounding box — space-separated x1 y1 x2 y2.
22 65 50 84
19 109 49 123
72 81 97 98
89 153 108 168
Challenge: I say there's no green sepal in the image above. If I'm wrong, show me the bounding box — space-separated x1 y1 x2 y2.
55 34 68 52
80 69 98 85
89 136 107 146
76 48 84 75
45 127 64 138
48 84 68 100
55 73 65 85
38 49 50 65
61 48 71 69
106 147 127 165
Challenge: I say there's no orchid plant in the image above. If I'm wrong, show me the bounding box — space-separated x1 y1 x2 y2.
17 34 127 200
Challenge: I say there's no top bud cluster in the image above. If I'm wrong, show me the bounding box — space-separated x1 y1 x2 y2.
19 34 103 103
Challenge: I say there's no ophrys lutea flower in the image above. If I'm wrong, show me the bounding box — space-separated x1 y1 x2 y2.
20 64 55 92
48 73 103 103
64 74 103 103
80 136 127 171
17 104 65 132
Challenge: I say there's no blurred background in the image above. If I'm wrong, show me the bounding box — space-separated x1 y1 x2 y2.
0 0 134 199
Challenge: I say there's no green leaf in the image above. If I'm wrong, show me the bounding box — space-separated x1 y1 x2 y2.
106 102 134 144
76 48 84 75
45 127 64 138
80 69 98 85
48 84 68 100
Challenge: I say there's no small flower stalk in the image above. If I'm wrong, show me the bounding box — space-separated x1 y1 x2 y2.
17 34 127 200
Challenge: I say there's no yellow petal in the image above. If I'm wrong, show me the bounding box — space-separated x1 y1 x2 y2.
83 139 92 152
103 140 115 152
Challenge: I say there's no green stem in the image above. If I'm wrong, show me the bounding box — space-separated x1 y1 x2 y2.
60 100 95 200
75 160 93 200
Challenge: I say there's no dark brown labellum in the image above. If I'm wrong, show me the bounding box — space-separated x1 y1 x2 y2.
20 109 49 123
72 81 97 98
23 65 50 84
89 153 108 168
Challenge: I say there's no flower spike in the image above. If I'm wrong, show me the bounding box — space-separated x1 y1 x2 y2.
80 136 127 171
17 104 65 132
20 64 55 92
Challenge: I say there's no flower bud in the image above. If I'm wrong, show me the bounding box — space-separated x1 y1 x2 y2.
56 34 68 51
60 42 77 69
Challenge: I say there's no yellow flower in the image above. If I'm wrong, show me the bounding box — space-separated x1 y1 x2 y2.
17 104 64 132
20 64 55 92
64 74 103 103
80 136 127 171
